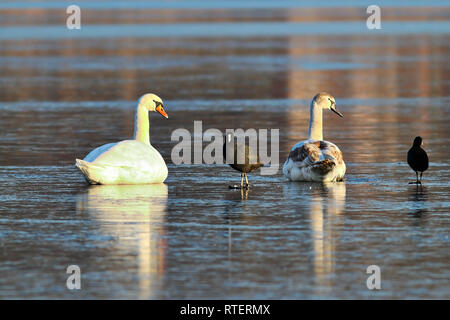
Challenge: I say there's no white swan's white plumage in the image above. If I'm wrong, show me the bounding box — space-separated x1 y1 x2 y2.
76 93 168 185
283 92 346 182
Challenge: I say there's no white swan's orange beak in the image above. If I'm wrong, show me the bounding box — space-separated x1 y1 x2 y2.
156 105 168 118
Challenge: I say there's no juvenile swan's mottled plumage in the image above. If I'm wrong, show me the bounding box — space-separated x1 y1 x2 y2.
283 92 346 182
407 136 429 184
75 93 169 185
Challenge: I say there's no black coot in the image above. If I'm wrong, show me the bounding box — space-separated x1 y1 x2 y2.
223 133 263 189
407 136 429 184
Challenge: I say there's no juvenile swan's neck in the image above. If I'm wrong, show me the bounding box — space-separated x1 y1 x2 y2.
307 101 323 141
133 102 150 145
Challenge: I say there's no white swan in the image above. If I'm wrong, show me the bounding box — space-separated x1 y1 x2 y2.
283 92 346 182
76 93 169 185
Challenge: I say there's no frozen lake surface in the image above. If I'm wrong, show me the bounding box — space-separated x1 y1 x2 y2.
0 1 449 299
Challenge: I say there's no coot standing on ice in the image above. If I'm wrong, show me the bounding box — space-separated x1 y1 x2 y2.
407 136 429 184
223 133 263 189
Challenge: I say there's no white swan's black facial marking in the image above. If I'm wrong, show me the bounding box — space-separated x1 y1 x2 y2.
153 100 163 108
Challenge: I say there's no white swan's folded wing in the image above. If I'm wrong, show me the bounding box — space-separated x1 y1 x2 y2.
76 140 168 184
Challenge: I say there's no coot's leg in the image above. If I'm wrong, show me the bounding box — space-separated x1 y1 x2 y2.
240 173 244 188
409 171 420 184
420 172 423 184
244 173 249 189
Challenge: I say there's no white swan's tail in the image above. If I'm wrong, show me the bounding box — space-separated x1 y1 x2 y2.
75 159 109 184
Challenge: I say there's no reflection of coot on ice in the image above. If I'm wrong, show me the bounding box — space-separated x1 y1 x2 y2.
408 183 428 220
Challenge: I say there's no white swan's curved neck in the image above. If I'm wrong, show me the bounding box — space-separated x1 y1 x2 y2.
307 101 323 141
133 103 151 145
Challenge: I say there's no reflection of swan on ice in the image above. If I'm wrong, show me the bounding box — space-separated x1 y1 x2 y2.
283 182 346 295
309 182 345 293
76 184 168 299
